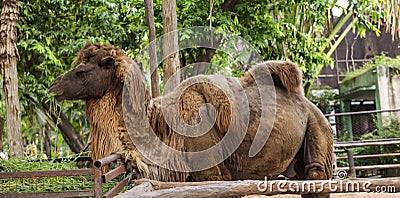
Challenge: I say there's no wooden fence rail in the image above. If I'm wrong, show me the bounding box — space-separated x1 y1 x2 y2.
0 154 128 198
334 138 400 148
336 152 400 160
334 138 400 178
93 153 130 198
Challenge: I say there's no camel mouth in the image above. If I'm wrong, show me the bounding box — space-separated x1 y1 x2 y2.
48 87 63 95
48 87 65 101
54 95 67 101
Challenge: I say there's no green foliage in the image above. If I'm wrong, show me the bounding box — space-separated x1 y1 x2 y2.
176 0 388 89
0 158 80 172
0 155 126 194
361 118 400 140
336 130 353 142
17 0 147 90
354 118 400 169
178 0 335 81
307 86 339 113
351 0 384 38
4 0 149 156
342 55 400 82
336 119 400 176
0 155 90 194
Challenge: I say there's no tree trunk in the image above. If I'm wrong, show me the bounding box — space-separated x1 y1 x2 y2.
162 0 180 90
144 0 161 98
0 0 24 158
42 102 85 154
0 116 3 151
41 126 51 157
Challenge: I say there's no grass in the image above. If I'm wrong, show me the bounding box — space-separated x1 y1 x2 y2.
0 155 127 195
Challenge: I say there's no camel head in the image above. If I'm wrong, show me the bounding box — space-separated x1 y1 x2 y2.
49 43 130 101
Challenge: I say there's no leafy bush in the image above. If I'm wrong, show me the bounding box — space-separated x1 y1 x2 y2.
352 118 400 176
342 55 400 83
307 85 339 114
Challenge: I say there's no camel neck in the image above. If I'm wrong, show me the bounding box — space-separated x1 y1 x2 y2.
85 91 124 161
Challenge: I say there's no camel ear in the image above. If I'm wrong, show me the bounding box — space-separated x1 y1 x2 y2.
100 56 115 69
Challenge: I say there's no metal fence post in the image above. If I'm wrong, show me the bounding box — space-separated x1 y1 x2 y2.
346 149 356 178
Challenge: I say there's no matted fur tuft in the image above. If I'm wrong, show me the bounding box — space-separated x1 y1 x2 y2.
245 60 304 95
73 42 132 83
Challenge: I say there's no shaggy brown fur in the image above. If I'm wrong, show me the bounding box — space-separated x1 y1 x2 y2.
49 43 334 183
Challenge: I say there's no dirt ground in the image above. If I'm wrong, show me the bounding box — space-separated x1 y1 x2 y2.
245 193 400 198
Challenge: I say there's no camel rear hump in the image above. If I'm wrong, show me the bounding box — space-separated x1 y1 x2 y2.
246 60 304 95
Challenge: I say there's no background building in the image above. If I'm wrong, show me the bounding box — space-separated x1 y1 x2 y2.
314 25 400 140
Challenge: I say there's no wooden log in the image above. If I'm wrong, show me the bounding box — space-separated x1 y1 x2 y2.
116 181 154 198
116 178 400 198
134 178 226 190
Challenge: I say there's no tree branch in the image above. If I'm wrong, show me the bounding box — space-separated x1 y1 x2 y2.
190 0 239 76
42 102 85 154
222 0 240 12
